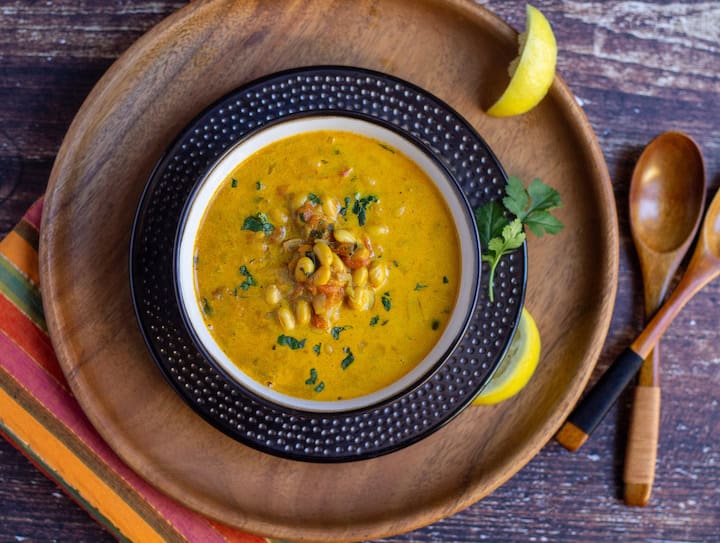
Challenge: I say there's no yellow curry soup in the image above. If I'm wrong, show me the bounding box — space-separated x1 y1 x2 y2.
194 130 460 401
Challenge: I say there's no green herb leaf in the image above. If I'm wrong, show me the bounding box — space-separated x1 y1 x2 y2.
314 381 325 393
431 319 440 330
201 297 213 316
379 143 396 154
313 343 322 356
308 193 322 205
524 209 564 237
527 178 562 214
231 178 238 188
502 176 530 218
369 315 380 326
476 176 563 302
305 368 318 385
414 283 427 291
255 180 263 190
237 265 256 291
277 335 306 350
442 276 449 284
474 200 509 250
381 292 391 311
341 348 355 370
330 326 351 340
351 194 378 226
339 196 351 217
484 218 526 302
241 212 275 235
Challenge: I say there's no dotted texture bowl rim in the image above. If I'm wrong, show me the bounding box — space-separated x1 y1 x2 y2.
129 65 527 463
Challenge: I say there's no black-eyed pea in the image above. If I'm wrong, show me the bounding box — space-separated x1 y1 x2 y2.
313 241 334 267
368 261 388 288
322 196 339 222
352 267 368 287
334 229 356 244
295 299 311 325
312 294 328 316
331 252 347 272
277 307 296 331
347 286 373 311
312 265 332 286
265 284 281 306
294 256 315 282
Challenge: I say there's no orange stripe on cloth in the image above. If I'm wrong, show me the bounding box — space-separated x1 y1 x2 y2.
0 230 40 286
0 384 166 543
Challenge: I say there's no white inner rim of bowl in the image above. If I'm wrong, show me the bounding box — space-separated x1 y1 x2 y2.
178 116 478 413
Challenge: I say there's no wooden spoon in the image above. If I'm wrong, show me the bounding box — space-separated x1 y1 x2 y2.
557 136 710 454
625 133 706 506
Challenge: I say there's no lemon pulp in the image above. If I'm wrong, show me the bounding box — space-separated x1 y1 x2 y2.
486 4 557 117
473 308 540 405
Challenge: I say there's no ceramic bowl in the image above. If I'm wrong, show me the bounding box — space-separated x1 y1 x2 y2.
176 114 481 413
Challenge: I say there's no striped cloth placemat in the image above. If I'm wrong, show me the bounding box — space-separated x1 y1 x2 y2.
0 199 289 543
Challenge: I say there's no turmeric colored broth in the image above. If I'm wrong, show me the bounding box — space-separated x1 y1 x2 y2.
193 130 460 401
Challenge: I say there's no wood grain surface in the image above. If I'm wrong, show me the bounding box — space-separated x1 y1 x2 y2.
1 1 719 542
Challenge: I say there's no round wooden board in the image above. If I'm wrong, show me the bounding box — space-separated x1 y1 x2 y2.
39 1 617 541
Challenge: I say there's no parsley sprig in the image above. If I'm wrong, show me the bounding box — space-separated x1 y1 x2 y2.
475 176 563 302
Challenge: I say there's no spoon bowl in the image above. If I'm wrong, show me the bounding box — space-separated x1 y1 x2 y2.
630 132 706 307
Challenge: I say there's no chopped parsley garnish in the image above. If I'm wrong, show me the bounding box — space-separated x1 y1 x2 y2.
314 382 325 393
330 325 351 340
277 335 306 350
305 368 318 385
379 143 396 154
201 297 213 316
333 149 341 155
431 319 440 330
313 343 322 356
338 196 351 218
241 212 274 235
392 260 399 268
231 178 238 188
381 319 389 326
414 283 427 291
351 193 378 226
369 315 380 326
307 193 322 205
381 292 392 311
443 276 449 284
341 348 355 370
255 180 263 190
237 265 256 291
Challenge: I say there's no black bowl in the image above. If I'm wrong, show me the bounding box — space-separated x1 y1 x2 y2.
130 66 526 462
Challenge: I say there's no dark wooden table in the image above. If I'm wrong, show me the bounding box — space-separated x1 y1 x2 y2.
1 1 719 541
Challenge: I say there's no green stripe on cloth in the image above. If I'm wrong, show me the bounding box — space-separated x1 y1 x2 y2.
0 421 130 543
0 253 47 332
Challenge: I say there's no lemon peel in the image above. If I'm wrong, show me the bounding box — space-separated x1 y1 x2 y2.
486 4 557 117
473 307 541 405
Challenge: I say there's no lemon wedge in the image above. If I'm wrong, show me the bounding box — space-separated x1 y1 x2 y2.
486 4 557 117
473 308 541 405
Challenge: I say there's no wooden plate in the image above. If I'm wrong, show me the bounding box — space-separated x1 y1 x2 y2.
40 1 617 541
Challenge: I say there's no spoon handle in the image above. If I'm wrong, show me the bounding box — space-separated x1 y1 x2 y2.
555 348 644 451
624 376 661 506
